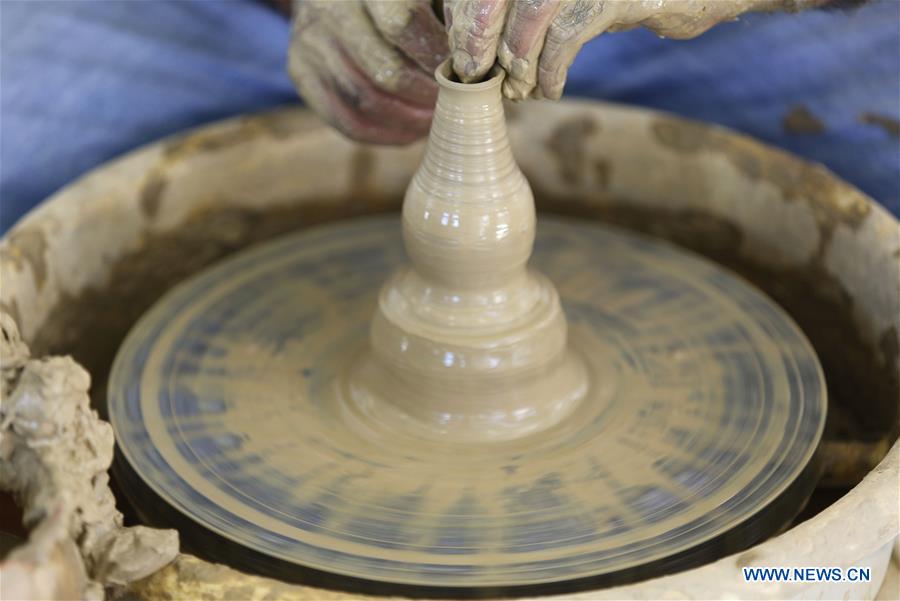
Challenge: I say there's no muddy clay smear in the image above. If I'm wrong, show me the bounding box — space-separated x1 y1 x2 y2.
0 315 177 600
782 105 826 135
860 112 900 139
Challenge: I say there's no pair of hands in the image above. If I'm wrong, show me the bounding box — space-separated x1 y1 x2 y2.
288 0 813 145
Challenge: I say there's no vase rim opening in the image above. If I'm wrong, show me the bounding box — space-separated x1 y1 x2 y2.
435 59 505 91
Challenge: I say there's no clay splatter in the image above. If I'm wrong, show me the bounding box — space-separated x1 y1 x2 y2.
140 173 168 219
860 112 900 138
782 105 826 135
0 227 48 290
546 116 599 185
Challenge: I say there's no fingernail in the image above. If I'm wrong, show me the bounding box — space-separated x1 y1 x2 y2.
452 49 481 82
452 49 469 77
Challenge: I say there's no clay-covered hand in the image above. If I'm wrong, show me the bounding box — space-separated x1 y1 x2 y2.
444 0 826 100
289 0 449 144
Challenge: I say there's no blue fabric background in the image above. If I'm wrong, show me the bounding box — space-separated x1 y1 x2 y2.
1 0 898 232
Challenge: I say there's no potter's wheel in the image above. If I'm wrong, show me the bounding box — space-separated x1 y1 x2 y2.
107 60 826 594
108 215 825 592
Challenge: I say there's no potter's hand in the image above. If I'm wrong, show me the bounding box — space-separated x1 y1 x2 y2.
289 0 448 144
445 0 827 100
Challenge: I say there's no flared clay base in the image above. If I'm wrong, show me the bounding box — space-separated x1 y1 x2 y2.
108 215 826 590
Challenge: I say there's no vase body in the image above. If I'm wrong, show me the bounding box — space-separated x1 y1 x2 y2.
352 61 587 442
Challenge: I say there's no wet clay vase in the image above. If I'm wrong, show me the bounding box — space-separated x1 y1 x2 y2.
350 61 587 442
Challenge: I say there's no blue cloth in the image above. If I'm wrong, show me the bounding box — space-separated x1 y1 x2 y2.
1 0 898 232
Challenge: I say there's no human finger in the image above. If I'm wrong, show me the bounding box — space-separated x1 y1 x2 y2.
289 20 433 144
497 0 562 100
365 0 449 71
447 0 511 83
536 1 612 100
314 0 438 106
